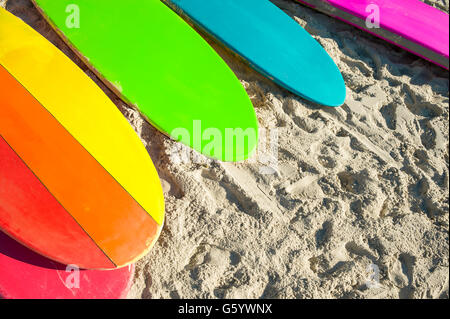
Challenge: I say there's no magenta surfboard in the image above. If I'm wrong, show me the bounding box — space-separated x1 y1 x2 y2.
0 231 134 299
296 0 449 69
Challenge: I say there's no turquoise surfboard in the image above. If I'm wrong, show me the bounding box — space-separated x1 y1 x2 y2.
164 0 346 107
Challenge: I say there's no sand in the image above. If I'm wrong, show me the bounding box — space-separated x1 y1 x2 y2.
2 0 448 299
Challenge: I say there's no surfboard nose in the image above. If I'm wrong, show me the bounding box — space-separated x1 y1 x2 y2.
300 51 347 107
327 69 347 107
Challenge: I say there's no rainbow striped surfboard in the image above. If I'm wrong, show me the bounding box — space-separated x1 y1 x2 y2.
0 8 164 270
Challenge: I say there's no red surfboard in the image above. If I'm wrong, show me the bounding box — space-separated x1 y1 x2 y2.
0 231 134 299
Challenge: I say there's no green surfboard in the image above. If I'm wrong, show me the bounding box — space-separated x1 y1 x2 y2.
32 0 258 162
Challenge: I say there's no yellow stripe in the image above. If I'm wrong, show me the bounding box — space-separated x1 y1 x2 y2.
0 8 164 225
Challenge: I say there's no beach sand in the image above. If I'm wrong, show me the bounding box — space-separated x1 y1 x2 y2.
2 0 449 299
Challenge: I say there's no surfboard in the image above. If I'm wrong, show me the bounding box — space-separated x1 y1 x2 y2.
162 0 346 107
295 0 449 69
0 7 164 270
32 0 258 162
0 231 134 299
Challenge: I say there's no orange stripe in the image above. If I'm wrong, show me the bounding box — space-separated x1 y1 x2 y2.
0 65 159 268
0 136 115 269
